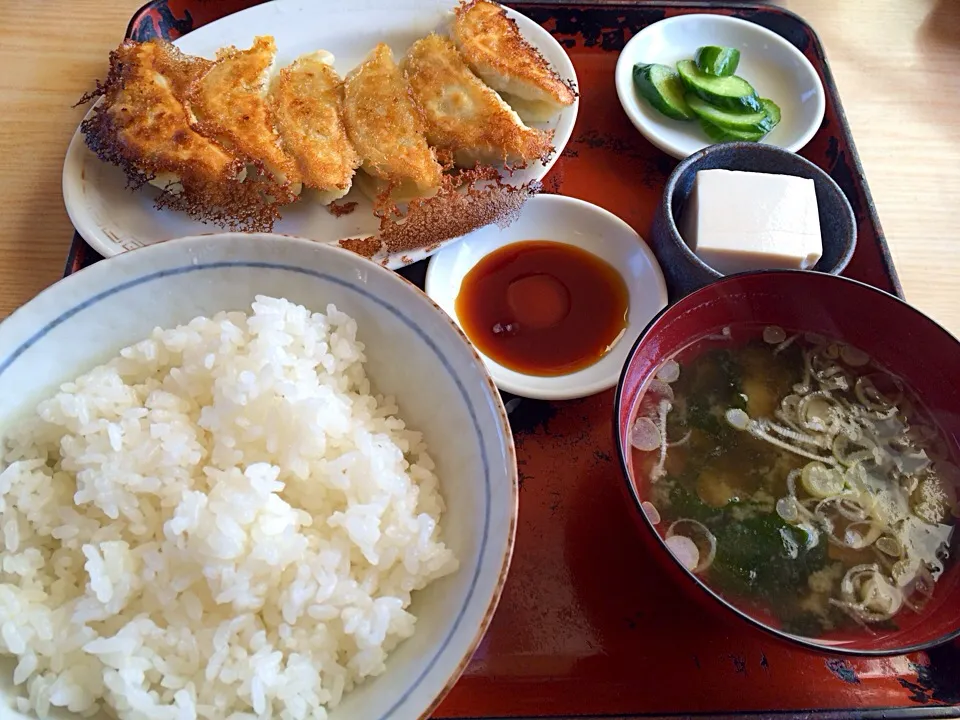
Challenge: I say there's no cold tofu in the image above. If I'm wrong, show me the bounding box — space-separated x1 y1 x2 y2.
680 169 823 274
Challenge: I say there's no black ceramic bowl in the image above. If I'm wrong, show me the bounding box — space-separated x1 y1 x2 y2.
650 142 857 301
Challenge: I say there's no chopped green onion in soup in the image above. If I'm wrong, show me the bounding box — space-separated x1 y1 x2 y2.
630 326 957 638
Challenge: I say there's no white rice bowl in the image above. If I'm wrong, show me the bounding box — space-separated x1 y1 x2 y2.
1 296 459 719
0 235 517 720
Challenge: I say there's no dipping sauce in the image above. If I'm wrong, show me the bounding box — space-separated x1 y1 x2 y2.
455 240 629 376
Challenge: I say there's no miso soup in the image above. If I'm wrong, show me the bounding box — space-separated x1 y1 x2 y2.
629 325 958 638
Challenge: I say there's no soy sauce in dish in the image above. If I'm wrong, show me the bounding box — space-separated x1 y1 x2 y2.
455 240 629 376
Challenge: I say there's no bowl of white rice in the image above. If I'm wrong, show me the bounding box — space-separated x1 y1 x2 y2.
0 234 518 720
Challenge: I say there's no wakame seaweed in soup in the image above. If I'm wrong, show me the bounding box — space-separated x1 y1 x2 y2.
629 325 958 638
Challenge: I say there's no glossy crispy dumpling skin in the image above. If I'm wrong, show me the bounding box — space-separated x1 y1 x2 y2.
342 43 443 202
188 35 301 197
452 0 576 123
270 51 361 203
80 39 283 232
402 33 552 168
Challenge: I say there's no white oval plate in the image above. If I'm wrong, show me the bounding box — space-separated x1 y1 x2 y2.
62 0 579 269
424 194 668 401
614 14 825 160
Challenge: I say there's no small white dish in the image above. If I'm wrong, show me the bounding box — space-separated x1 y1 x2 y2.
424 194 667 401
614 13 826 160
61 0 578 270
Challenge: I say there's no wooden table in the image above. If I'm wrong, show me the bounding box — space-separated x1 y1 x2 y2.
0 0 957 331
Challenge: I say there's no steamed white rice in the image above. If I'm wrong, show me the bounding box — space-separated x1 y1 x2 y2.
0 296 458 719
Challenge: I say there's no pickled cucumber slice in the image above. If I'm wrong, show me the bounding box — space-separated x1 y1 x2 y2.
632 63 695 121
676 59 761 112
695 46 741 77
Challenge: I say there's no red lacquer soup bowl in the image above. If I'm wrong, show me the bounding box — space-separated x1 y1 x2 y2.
613 270 960 656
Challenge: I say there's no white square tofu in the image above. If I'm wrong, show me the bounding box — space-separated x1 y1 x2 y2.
680 169 823 275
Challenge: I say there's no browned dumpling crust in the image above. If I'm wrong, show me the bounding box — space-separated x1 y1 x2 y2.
270 51 361 203
452 0 576 122
342 43 443 202
402 33 552 168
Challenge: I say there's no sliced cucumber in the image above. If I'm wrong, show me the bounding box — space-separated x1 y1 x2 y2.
676 59 761 112
695 46 740 77
700 99 780 143
759 98 781 129
633 63 695 121
686 93 775 133
700 120 765 143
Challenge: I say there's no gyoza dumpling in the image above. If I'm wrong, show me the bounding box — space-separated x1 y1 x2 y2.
452 0 576 123
270 51 361 203
188 35 301 195
342 43 443 202
402 33 552 168
79 39 283 232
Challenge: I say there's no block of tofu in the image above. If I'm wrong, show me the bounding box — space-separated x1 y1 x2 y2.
680 169 823 275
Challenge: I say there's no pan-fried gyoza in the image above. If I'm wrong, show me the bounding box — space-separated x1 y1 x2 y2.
79 7 573 247
270 51 361 203
452 0 576 122
402 34 552 168
79 39 284 232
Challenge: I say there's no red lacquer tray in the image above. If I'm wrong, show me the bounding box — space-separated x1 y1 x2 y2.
63 1 960 718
